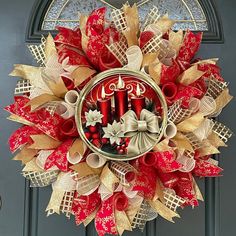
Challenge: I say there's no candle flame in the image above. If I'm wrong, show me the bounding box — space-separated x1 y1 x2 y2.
101 85 106 99
117 75 124 89
136 83 141 97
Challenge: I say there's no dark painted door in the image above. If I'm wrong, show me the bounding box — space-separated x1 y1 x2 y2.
0 0 235 236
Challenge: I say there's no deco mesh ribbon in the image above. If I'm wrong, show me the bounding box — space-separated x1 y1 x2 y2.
5 4 233 236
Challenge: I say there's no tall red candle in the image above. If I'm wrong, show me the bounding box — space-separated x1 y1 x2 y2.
131 84 146 119
114 76 128 120
97 85 112 126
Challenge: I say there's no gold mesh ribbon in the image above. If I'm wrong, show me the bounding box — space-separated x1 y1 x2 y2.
22 170 59 187
76 174 100 195
107 34 128 65
163 189 185 212
14 79 34 95
22 158 59 187
168 99 192 124
142 6 160 30
109 161 136 187
131 200 149 231
184 132 205 151
111 8 128 32
27 35 47 66
206 77 228 99
211 120 233 143
60 190 75 218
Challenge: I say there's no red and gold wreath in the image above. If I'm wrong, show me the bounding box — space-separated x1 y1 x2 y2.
5 4 233 236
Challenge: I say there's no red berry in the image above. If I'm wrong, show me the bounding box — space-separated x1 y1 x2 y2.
118 149 124 154
121 144 126 148
92 139 102 148
85 132 91 140
92 133 100 139
89 125 98 133
116 145 121 151
101 138 108 144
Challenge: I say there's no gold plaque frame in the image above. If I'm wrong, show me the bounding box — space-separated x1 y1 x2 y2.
76 68 168 161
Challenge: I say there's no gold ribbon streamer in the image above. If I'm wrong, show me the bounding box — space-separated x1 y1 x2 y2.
13 145 38 164
123 4 139 47
192 178 204 201
70 162 102 178
7 114 34 126
72 66 96 87
46 188 65 215
115 211 132 235
207 132 227 148
69 139 85 158
155 14 175 34
149 61 162 85
83 207 99 227
126 196 143 225
80 15 89 52
197 139 220 156
177 65 206 85
153 178 165 202
23 158 43 172
26 93 61 111
10 64 51 92
100 164 119 192
29 134 62 149
148 199 180 223
142 53 158 68
45 77 68 98
153 138 172 152
45 34 57 61
176 113 204 133
169 30 183 54
214 88 233 114
10 64 41 81
171 132 194 151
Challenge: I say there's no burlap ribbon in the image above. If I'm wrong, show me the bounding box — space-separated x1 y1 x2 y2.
121 109 160 155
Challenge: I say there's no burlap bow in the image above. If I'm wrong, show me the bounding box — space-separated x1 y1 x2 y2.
121 109 160 155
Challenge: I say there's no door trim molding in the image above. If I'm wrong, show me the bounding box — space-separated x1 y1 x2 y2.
23 180 39 236
25 0 224 43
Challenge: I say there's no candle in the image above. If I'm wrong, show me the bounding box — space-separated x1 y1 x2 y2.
131 84 146 118
97 85 112 126
114 75 128 120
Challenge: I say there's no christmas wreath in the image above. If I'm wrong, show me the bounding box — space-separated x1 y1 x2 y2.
5 4 233 236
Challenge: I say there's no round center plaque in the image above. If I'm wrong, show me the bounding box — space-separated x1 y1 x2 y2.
76 68 167 161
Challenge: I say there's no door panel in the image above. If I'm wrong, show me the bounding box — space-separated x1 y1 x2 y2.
0 0 236 236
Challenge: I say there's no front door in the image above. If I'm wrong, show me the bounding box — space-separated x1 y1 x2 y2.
0 0 235 236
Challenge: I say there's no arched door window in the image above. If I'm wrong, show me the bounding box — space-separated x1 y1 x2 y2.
27 0 223 43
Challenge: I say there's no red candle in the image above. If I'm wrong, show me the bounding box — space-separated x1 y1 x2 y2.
114 76 128 120
131 84 146 118
97 85 112 126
